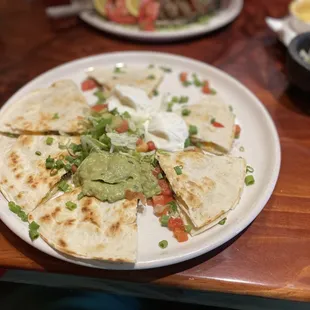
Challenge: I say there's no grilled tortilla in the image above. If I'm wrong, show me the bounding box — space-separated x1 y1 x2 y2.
29 189 137 263
178 96 235 154
0 80 89 134
0 135 80 213
157 150 246 229
87 66 163 97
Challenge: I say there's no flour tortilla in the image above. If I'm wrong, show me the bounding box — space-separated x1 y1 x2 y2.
0 135 80 213
29 189 137 263
0 80 90 134
157 151 246 229
178 96 235 154
87 67 163 97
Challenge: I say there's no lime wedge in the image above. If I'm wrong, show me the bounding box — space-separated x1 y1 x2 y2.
126 0 140 17
93 0 107 16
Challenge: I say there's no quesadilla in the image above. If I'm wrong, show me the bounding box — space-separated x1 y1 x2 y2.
87 66 163 97
178 96 235 154
29 188 137 263
0 135 80 213
0 80 90 134
157 150 246 229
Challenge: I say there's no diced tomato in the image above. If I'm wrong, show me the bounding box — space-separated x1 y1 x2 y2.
158 179 172 196
138 0 160 31
234 124 241 138
91 104 108 112
147 141 156 151
152 195 174 206
152 166 161 177
168 217 184 231
136 138 143 146
202 82 211 94
115 119 129 133
106 0 137 24
180 72 188 83
212 121 224 128
81 79 98 91
71 165 78 173
147 198 154 206
174 227 188 242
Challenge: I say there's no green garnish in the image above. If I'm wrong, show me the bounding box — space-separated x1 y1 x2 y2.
192 73 202 87
55 159 64 170
52 113 59 120
94 90 106 102
167 102 174 112
147 74 155 80
29 221 40 241
168 201 178 213
122 111 131 119
64 164 72 172
66 201 77 211
195 142 202 148
69 143 82 154
185 225 192 233
157 173 163 179
172 96 179 103
179 96 189 104
58 143 67 150
45 156 55 169
174 165 183 175
160 215 170 227
184 137 191 148
153 89 159 96
246 165 254 173
8 201 28 222
239 146 245 152
77 192 85 200
189 125 198 135
218 218 227 225
35 151 42 156
158 240 168 249
73 158 81 166
210 118 215 124
58 180 71 192
65 155 74 163
182 109 191 116
182 81 192 87
46 137 54 146
160 67 172 73
210 88 217 95
114 67 125 74
245 175 255 186
229 105 233 112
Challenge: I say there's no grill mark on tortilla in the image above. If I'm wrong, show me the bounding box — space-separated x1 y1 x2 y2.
40 214 52 223
107 221 121 237
82 203 100 227
9 151 19 166
64 219 76 226
58 239 67 248
17 192 23 199
15 173 23 179
52 207 61 218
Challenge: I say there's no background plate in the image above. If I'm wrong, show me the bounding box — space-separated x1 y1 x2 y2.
0 52 280 270
80 0 243 42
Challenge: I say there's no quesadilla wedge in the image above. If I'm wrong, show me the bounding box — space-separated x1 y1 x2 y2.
178 96 235 154
157 150 246 229
0 135 80 213
87 66 163 97
29 188 137 263
0 80 90 135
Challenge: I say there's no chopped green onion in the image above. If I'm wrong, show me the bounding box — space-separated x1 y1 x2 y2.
160 67 172 73
192 73 202 87
157 173 164 179
50 169 58 176
58 180 71 192
29 221 40 231
77 192 85 200
122 111 131 119
245 175 255 186
69 143 82 154
19 211 28 222
182 109 191 116
64 164 72 172
218 218 227 225
66 201 77 211
189 125 198 135
182 81 192 87
210 88 217 95
46 137 53 145
73 158 81 166
55 159 64 170
239 146 245 152
65 155 74 163
229 105 233 112
184 137 191 148
160 215 170 226
167 102 174 112
147 74 155 80
246 165 254 173
185 224 192 233
114 67 125 74
168 201 178 213
158 240 168 249
148 64 154 69
58 143 67 150
94 90 106 102
153 89 159 96
45 156 55 169
172 96 179 103
179 96 189 104
29 230 39 241
210 118 215 124
174 165 183 175
52 113 59 120
8 201 21 214
35 151 42 156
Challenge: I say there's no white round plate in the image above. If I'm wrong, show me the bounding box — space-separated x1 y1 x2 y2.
0 52 280 270
80 0 243 42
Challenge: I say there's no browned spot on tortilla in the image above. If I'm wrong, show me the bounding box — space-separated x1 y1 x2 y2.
9 151 19 166
17 192 23 199
15 173 22 179
19 135 33 146
82 198 92 209
58 239 67 248
82 205 100 228
52 207 61 217
28 214 33 221
9 185 14 189
64 219 76 226
40 214 51 223
107 221 121 237
123 200 134 209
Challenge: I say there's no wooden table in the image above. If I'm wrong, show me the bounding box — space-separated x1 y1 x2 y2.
1 0 310 305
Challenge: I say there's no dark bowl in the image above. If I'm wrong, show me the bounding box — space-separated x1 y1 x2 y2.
287 32 310 93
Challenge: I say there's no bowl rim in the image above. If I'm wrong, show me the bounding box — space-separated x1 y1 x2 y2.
288 32 310 70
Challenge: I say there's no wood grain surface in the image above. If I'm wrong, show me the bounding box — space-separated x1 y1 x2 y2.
1 0 310 303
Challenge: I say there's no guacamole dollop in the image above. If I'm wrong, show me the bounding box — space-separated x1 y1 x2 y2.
74 152 161 203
